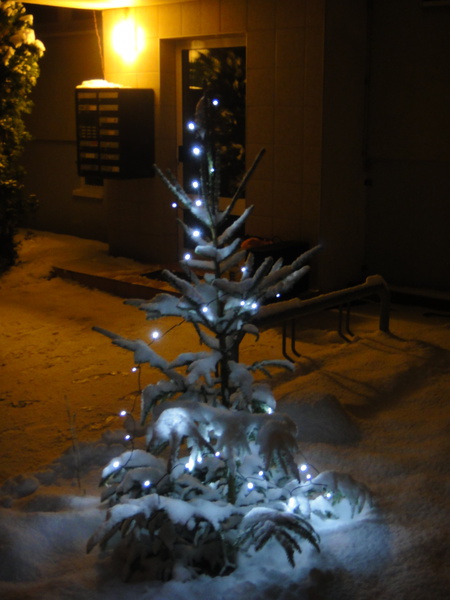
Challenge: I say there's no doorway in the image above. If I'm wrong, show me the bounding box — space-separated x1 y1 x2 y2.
175 38 246 251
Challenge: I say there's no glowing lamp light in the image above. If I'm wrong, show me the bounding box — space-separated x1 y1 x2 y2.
300 464 308 472
187 121 196 131
212 98 219 106
112 18 145 63
119 410 127 417
151 330 160 340
215 451 221 457
247 482 254 490
202 306 209 313
171 202 178 208
113 460 120 469
192 229 201 238
251 302 258 310
195 199 202 207
288 497 296 510
184 253 191 261
192 180 199 189
124 434 131 441
192 146 201 156
266 407 273 414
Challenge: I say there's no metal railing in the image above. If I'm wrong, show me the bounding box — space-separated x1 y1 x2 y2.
252 275 390 361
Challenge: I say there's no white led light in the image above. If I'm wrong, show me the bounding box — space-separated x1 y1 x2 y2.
192 230 201 238
267 407 273 414
143 480 151 487
195 199 202 207
258 470 264 477
215 451 221 457
171 202 178 208
202 306 209 313
251 302 258 310
241 266 247 273
276 293 281 298
306 473 312 480
212 98 219 106
247 481 254 490
184 253 191 261
113 460 120 469
300 464 308 472
288 497 296 509
131 366 138 373
325 492 332 499
192 146 201 156
119 410 127 417
186 458 195 472
151 330 160 340
187 121 195 131
197 455 203 463
192 180 199 189
240 300 246 306
124 434 131 441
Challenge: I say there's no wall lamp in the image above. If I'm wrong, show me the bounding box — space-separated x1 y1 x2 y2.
112 14 145 63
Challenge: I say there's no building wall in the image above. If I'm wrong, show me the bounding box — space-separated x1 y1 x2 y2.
23 0 449 291
365 0 450 291
23 9 107 241
319 0 369 290
101 0 325 265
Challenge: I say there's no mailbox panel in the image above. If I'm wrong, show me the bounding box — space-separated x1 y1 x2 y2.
75 88 154 179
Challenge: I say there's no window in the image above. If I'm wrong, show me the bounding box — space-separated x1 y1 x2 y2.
180 44 246 199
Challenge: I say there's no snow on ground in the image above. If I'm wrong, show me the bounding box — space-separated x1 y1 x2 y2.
0 230 449 599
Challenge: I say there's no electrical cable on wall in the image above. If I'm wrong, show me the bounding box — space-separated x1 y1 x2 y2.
93 10 104 80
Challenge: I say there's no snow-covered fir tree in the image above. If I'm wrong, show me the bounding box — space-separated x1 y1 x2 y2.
88 92 371 581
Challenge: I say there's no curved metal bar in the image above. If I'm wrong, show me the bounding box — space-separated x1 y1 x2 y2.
253 275 390 359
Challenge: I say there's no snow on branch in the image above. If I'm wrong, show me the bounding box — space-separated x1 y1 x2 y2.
220 148 266 223
219 249 247 275
154 165 193 210
195 237 242 262
213 255 273 298
217 205 254 247
93 327 169 372
162 269 206 306
146 406 214 471
249 359 295 377
126 294 184 319
141 379 185 423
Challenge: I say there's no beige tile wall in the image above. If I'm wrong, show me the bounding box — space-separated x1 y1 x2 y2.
102 0 324 263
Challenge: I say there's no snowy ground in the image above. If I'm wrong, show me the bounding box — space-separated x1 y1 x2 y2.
0 230 449 599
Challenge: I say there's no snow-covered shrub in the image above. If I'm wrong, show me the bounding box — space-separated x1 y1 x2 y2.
89 92 369 580
0 2 45 272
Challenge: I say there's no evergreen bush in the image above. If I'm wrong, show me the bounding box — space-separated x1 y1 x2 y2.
0 1 44 272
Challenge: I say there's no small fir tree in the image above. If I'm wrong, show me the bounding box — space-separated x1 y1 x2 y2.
0 1 45 272
89 93 370 581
